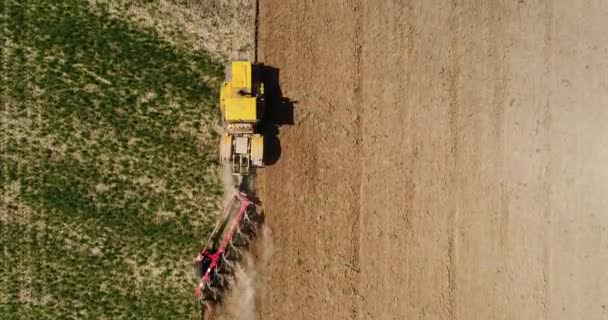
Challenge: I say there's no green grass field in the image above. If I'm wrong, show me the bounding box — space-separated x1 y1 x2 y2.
0 0 251 318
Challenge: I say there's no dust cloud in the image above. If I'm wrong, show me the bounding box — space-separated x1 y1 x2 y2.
221 164 237 208
218 225 273 320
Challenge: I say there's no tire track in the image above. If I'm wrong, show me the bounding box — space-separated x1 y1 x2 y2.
352 0 363 319
541 1 555 318
447 1 461 318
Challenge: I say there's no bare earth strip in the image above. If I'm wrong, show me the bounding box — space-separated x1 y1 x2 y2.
258 1 608 320
258 1 361 319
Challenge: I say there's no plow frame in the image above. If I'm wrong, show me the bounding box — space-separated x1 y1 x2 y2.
194 192 257 300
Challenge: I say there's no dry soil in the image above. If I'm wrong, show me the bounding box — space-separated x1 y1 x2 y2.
257 1 608 319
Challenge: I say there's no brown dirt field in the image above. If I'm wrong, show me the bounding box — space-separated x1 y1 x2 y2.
256 1 608 319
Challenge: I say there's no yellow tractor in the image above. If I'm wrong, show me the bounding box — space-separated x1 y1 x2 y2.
219 61 265 180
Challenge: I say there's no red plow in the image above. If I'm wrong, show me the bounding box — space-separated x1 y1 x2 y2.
193 192 261 311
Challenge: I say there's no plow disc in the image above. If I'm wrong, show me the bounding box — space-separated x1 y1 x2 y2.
193 192 261 317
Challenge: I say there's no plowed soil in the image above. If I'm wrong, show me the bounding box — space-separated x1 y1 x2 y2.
257 1 608 319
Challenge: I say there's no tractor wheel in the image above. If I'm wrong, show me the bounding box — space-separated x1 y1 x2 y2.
219 134 233 164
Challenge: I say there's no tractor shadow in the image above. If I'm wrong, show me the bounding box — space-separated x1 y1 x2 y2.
260 65 295 166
